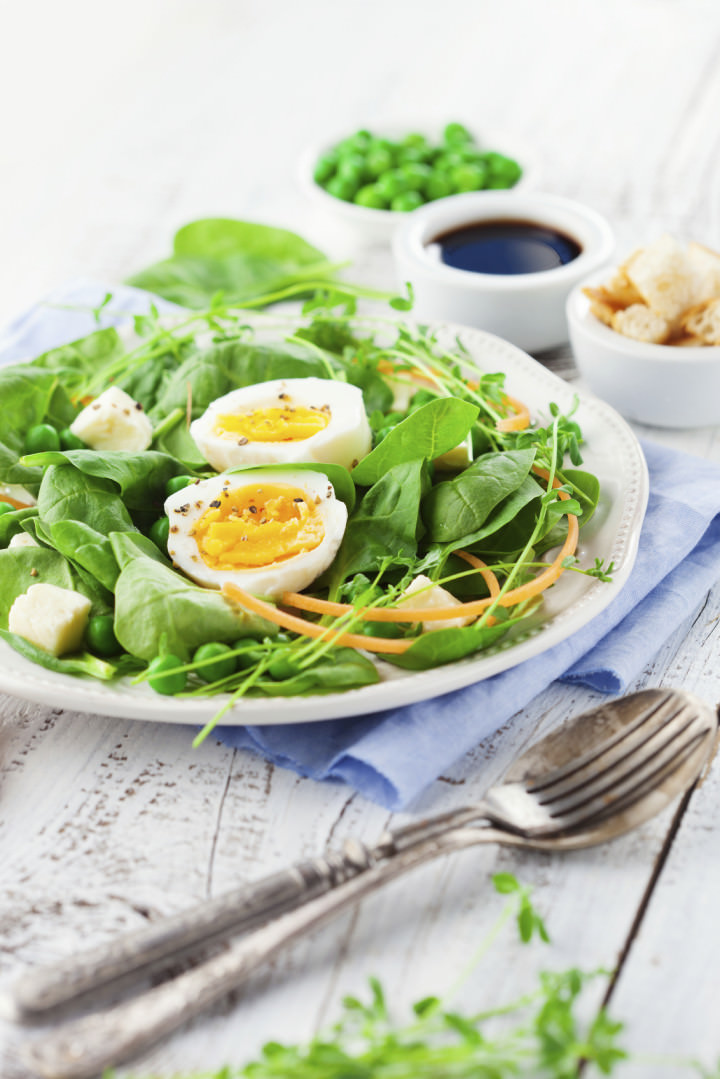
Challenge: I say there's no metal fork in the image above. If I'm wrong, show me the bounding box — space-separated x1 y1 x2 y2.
13 688 718 1079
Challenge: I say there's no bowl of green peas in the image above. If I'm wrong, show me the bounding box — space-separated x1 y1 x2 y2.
299 122 534 245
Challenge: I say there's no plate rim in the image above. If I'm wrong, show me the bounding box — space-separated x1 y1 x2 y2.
0 318 649 726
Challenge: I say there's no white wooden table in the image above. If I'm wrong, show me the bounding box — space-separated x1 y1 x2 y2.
2 2 720 1075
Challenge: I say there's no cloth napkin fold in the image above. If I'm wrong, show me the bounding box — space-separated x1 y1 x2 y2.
3 282 720 810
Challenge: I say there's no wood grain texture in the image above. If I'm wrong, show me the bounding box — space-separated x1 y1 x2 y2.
2 2 720 1077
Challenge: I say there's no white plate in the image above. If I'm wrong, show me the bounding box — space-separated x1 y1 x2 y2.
0 323 648 725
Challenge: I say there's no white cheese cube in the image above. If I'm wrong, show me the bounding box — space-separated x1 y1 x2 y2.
9 533 39 549
70 386 153 452
8 583 92 656
0 483 36 506
398 574 475 632
434 434 474 471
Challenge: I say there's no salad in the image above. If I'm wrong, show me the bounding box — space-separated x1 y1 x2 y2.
0 289 606 741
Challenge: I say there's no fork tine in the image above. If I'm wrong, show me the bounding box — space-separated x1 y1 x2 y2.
537 706 697 808
558 734 708 832
543 726 708 831
526 689 685 794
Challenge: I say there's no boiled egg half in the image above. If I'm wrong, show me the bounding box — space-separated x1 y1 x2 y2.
190 378 372 472
164 469 347 597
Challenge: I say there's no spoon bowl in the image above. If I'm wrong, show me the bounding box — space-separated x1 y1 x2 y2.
13 688 718 1079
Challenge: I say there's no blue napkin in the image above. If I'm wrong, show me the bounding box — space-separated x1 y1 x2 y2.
3 282 720 809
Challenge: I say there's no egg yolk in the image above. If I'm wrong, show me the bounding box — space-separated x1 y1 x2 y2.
214 405 331 444
191 484 325 569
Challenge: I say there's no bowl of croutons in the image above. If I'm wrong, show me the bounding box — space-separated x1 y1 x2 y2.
567 235 720 427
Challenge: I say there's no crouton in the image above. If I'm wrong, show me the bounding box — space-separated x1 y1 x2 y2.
611 303 671 344
681 297 720 345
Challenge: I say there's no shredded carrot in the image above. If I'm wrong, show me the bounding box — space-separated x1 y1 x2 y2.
0 495 33 510
280 471 577 625
224 468 578 656
496 393 531 432
454 551 501 598
281 553 500 622
222 583 414 655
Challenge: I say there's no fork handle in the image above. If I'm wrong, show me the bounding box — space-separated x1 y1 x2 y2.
12 838 378 1019
20 826 501 1079
14 804 492 1019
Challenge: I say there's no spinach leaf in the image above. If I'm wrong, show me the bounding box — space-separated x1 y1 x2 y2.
534 468 601 554
253 649 378 696
453 475 543 553
112 545 277 661
0 547 79 627
385 620 513 670
148 340 329 421
25 449 187 510
0 367 74 491
31 327 123 389
0 629 117 679
351 398 479 487
173 218 326 265
126 218 329 309
0 506 37 546
111 531 170 570
153 421 209 471
328 459 431 590
37 465 136 590
423 449 536 543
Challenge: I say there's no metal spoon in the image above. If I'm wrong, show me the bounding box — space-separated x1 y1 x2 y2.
13 687 718 1079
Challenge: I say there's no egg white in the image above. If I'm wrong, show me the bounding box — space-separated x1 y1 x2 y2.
190 378 372 472
164 469 347 597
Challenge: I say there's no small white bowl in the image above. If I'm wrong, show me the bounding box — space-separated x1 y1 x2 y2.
567 272 720 428
298 124 537 248
392 192 615 353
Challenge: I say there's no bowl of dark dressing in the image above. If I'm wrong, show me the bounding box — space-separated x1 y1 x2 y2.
393 193 614 352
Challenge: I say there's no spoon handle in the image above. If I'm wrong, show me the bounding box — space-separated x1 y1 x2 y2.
19 826 500 1079
13 803 494 1020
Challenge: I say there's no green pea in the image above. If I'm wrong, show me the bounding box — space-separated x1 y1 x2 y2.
376 168 414 200
326 174 358 202
147 654 187 695
165 474 196 497
368 137 394 154
425 173 454 201
192 642 237 683
450 163 488 192
232 640 266 670
397 144 433 166
401 132 428 149
365 147 393 178
313 152 338 185
434 151 467 172
267 650 296 680
85 614 121 657
486 153 522 186
336 131 371 154
443 122 473 147
354 184 388 209
24 424 60 455
399 163 432 190
0 502 15 517
149 516 170 550
59 427 86 450
336 152 366 181
391 191 424 212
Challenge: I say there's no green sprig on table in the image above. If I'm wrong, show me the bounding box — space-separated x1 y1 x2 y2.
116 875 636 1079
